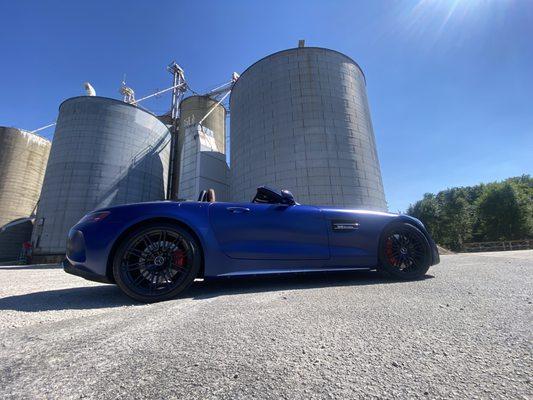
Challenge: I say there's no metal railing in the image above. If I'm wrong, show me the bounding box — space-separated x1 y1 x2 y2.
462 239 532 252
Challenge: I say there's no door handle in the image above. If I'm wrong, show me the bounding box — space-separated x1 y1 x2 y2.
227 207 250 214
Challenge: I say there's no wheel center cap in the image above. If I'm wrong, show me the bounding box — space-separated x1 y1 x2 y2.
154 255 165 266
400 247 408 255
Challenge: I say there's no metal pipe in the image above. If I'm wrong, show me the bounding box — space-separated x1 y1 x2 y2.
135 83 187 104
31 123 57 133
198 90 231 126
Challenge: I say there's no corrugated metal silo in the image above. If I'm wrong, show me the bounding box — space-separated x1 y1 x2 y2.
0 127 51 261
170 95 226 199
32 96 171 259
230 47 387 210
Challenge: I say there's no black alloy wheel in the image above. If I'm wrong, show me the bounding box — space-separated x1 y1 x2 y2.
378 222 431 280
112 223 201 302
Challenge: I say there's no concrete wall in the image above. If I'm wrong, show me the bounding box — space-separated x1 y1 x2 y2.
0 127 51 227
229 47 387 210
177 125 229 202
32 96 171 256
170 96 226 200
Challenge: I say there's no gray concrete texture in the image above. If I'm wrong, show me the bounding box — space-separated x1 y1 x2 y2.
230 47 387 209
1 250 531 399
171 95 226 200
0 127 51 227
32 97 171 256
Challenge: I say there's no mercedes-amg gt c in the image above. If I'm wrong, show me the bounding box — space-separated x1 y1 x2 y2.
64 186 440 302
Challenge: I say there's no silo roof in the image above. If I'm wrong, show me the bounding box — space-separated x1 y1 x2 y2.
231 46 367 95
58 96 171 133
59 96 164 119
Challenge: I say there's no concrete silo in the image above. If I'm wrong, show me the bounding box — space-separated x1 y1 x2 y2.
32 96 171 260
230 47 387 210
170 95 226 199
0 127 51 261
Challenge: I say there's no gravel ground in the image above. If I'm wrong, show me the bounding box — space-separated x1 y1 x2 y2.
0 251 532 399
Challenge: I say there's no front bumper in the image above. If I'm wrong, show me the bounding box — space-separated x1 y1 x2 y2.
63 258 112 284
430 239 440 266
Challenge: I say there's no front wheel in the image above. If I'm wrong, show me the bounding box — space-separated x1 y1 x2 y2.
378 222 431 280
112 223 201 302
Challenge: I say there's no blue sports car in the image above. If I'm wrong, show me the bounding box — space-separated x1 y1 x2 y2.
64 186 440 302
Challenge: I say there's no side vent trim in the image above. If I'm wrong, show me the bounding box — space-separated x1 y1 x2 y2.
332 221 360 231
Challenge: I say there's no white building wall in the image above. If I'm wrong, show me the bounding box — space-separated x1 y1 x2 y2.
177 125 229 201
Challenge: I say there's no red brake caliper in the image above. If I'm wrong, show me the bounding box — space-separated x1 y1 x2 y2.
172 249 187 268
385 238 396 265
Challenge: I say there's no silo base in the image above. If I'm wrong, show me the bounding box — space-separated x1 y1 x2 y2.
30 254 65 265
0 220 33 263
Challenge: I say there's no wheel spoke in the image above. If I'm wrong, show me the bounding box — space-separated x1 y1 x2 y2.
126 248 145 259
123 262 144 271
160 231 167 250
163 268 175 283
142 233 155 249
171 264 187 272
132 273 146 286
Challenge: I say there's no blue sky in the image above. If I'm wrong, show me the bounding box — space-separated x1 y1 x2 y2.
1 0 531 212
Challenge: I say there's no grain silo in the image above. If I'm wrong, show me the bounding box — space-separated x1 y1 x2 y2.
0 127 51 261
230 47 387 210
32 96 171 260
170 95 226 199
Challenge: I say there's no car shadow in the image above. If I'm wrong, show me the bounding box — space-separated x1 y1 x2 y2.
0 271 433 312
188 271 434 300
0 285 136 312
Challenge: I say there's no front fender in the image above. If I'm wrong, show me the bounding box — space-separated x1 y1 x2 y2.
68 202 212 282
396 215 440 266
102 203 212 281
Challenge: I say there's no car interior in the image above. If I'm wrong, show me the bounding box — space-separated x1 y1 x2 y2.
197 189 216 203
197 186 297 205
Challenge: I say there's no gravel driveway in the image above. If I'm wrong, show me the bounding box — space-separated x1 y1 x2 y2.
1 251 532 399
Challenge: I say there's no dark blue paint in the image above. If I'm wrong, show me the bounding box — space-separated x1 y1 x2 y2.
65 201 439 282
209 203 329 260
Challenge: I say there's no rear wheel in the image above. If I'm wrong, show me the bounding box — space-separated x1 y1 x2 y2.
112 223 201 302
378 222 431 280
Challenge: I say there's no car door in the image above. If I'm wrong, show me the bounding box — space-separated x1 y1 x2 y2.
209 202 330 260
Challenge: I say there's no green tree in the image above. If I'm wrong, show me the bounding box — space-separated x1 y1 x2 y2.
406 175 532 250
436 188 472 250
407 193 441 241
476 182 532 241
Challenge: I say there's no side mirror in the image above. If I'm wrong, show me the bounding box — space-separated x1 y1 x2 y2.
281 189 296 205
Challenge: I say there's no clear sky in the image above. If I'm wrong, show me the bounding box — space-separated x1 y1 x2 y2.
1 0 531 212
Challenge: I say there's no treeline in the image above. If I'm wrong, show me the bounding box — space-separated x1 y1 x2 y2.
407 175 532 251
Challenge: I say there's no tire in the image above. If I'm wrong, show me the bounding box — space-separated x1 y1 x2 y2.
377 222 431 280
112 222 201 302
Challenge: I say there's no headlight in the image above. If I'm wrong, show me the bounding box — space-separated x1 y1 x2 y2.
77 211 111 224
